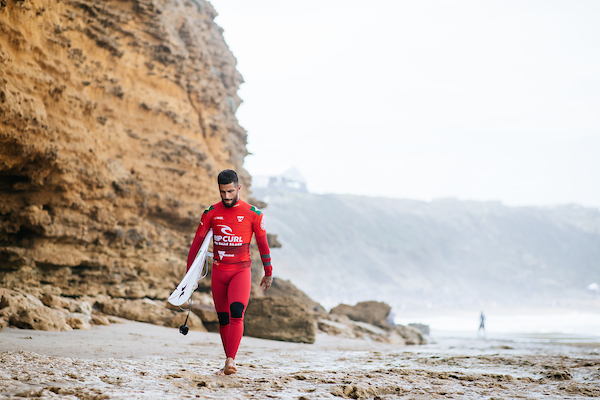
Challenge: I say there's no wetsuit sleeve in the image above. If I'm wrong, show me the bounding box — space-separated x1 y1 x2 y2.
186 209 211 272
253 213 272 276
256 234 272 276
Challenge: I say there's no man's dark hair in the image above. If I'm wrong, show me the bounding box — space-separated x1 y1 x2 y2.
217 169 239 186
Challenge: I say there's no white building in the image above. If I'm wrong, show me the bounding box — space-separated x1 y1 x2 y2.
252 167 307 192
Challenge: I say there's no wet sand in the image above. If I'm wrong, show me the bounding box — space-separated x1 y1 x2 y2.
1 320 599 399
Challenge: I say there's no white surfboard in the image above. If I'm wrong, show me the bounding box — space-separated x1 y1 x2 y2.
168 229 213 307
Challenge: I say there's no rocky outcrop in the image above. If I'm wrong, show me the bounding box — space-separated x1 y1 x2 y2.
326 301 427 345
1 288 83 331
191 303 218 332
0 1 248 325
317 314 406 344
9 307 73 331
95 295 205 330
394 324 426 345
330 301 392 328
408 323 430 336
244 296 316 344
1 287 203 331
266 278 327 317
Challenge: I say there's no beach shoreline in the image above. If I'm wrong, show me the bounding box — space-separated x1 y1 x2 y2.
2 320 599 399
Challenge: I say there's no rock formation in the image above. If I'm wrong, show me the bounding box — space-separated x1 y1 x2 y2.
0 0 249 326
265 277 326 317
330 301 391 328
244 296 316 344
326 301 426 345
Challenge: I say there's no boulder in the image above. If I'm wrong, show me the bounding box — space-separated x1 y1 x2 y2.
191 303 219 333
65 313 92 330
91 315 111 326
266 233 282 248
266 278 327 317
95 297 171 325
317 318 353 336
95 297 206 331
394 325 427 345
408 323 430 336
168 311 206 332
330 301 392 328
318 314 406 344
0 289 45 311
9 307 72 331
244 296 315 344
1 289 71 331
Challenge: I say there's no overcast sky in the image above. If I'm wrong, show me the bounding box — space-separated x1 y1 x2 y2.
208 0 600 208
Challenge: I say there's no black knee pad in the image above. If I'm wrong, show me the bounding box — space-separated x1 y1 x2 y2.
230 302 245 319
217 312 229 326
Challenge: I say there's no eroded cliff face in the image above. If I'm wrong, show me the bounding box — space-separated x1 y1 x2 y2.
0 0 250 308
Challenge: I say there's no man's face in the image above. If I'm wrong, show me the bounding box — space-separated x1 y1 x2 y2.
219 182 241 208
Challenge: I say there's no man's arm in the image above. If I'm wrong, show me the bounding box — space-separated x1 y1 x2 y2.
186 210 211 272
252 212 273 290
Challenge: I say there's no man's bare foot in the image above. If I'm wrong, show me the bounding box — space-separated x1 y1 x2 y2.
216 357 237 376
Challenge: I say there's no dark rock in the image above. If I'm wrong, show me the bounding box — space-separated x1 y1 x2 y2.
8 307 72 331
266 233 282 248
244 296 315 343
191 303 219 332
266 278 326 317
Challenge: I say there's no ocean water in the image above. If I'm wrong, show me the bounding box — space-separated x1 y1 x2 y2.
395 309 600 344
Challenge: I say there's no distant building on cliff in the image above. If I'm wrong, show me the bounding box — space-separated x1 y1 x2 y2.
252 167 308 192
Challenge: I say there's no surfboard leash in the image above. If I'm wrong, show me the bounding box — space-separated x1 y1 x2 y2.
179 257 210 336
179 295 192 335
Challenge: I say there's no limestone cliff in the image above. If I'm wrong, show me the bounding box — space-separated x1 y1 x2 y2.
0 0 250 311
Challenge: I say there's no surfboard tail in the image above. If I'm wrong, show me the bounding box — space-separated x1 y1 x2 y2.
168 229 213 307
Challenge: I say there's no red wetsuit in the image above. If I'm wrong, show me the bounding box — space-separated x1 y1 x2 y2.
187 199 272 359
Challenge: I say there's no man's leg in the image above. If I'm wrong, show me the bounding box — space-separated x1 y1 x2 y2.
224 267 252 362
211 268 230 361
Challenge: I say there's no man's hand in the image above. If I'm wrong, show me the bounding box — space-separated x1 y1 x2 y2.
260 275 273 290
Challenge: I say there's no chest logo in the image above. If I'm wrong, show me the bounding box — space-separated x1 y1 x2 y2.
237 216 244 222
214 224 243 245
217 224 234 235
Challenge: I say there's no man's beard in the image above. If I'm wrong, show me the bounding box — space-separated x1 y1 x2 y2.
222 195 239 208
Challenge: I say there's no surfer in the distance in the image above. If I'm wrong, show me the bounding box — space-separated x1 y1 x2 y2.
187 169 273 375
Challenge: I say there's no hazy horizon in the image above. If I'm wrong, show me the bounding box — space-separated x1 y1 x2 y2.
250 169 600 211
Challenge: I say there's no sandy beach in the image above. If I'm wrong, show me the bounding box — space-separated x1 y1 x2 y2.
1 320 599 399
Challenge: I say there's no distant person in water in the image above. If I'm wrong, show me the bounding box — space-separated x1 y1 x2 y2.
186 169 273 375
478 311 486 336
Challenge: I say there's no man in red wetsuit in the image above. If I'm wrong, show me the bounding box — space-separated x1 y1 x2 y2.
186 169 273 375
